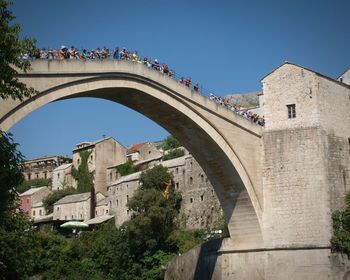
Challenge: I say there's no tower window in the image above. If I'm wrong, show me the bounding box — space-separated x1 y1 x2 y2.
287 104 296 118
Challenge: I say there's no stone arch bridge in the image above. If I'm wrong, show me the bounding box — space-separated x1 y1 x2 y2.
3 60 349 278
1 60 263 250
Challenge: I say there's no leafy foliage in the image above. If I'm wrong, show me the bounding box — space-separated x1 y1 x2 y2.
42 187 78 214
0 210 38 279
162 148 185 161
167 228 206 253
17 178 52 194
0 132 23 218
116 159 139 176
0 132 39 279
0 0 37 100
162 136 181 151
71 150 94 193
331 192 350 253
125 188 182 257
140 165 173 191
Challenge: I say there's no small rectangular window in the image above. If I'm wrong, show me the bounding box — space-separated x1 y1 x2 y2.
287 104 296 118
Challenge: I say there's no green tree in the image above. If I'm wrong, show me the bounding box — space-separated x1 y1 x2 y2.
331 193 350 253
42 187 78 214
162 136 181 151
71 150 94 193
167 228 206 254
162 148 185 161
0 132 23 218
17 178 52 194
0 210 39 279
140 165 173 191
0 132 40 279
116 159 139 176
0 0 37 100
125 166 181 258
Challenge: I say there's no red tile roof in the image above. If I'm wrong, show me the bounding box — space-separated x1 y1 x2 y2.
127 142 147 154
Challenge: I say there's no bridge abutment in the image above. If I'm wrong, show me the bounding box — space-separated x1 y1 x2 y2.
165 241 349 280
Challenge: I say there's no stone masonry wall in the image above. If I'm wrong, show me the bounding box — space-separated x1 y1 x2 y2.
262 64 321 131
262 128 331 248
317 77 350 138
261 63 350 248
327 135 350 212
165 239 345 280
176 156 223 229
111 175 140 227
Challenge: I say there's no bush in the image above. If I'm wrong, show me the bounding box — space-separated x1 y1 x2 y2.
331 193 350 253
116 160 139 176
162 136 181 151
140 165 173 191
162 148 185 161
17 178 52 194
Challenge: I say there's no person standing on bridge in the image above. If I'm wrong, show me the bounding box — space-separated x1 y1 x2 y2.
89 50 95 60
81 49 87 60
119 47 126 60
194 83 199 92
59 46 66 60
95 48 101 59
113 47 119 59
132 51 139 62
126 50 131 61
185 77 191 87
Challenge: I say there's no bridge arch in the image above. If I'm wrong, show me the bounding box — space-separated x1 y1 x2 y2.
1 61 263 249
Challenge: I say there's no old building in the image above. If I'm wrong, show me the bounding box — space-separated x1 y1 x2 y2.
19 186 52 217
72 137 126 194
22 155 71 181
95 196 112 217
109 171 142 226
53 192 105 221
109 154 223 229
106 142 163 186
126 142 162 162
52 163 73 191
31 202 49 221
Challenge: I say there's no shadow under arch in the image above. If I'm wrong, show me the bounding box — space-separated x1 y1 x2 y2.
2 71 263 250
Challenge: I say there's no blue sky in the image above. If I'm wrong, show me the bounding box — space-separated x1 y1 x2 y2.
9 0 350 159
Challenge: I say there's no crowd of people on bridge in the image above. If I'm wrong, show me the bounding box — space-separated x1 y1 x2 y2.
209 93 265 126
21 45 265 127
